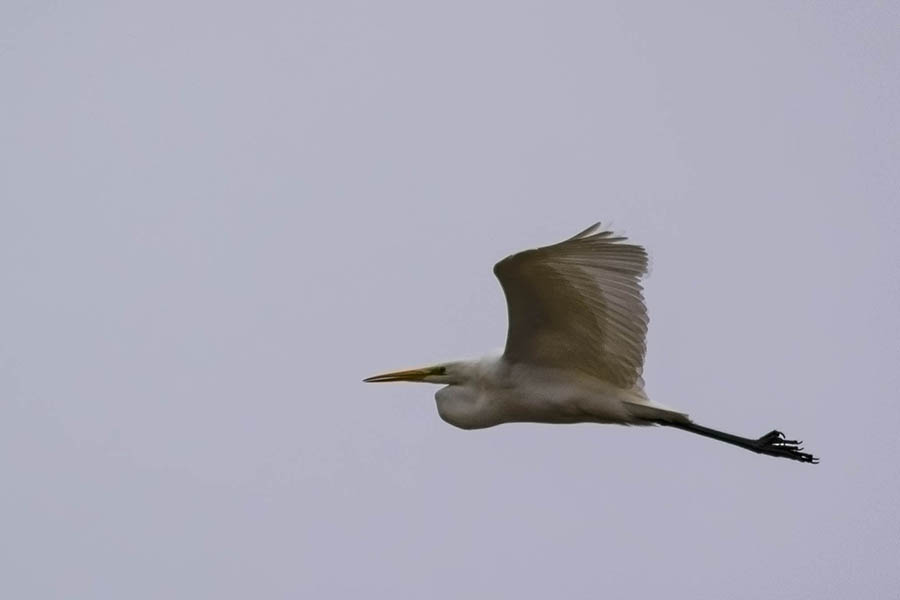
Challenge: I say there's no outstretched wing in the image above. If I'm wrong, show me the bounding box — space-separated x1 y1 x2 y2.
493 223 649 388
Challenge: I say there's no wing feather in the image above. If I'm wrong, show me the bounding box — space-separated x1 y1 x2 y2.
493 223 649 387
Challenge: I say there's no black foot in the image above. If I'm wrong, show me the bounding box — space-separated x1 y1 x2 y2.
753 430 818 464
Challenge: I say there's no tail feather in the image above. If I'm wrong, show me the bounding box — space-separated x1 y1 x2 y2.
623 397 691 424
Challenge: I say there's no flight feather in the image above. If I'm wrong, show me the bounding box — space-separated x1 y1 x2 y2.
493 223 649 387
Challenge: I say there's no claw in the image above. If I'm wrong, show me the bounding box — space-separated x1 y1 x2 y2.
753 428 818 463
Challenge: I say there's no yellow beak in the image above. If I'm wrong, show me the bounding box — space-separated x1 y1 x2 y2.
363 366 444 383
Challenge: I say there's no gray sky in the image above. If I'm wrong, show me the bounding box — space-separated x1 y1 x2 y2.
2 2 899 598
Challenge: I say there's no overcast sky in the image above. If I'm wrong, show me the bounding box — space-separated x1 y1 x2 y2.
2 2 899 598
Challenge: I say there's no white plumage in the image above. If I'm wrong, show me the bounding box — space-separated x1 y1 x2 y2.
366 223 817 464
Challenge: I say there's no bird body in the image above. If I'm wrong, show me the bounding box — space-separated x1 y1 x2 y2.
430 354 687 429
366 223 818 464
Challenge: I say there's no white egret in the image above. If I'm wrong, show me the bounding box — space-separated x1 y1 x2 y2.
365 223 818 464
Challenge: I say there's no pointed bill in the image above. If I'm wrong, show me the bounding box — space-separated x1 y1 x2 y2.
363 365 445 383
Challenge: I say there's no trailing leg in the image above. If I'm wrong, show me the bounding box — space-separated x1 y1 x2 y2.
658 420 818 464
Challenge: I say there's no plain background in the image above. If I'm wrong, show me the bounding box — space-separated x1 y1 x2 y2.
2 2 899 598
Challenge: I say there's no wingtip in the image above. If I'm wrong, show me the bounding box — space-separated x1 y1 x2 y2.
568 222 603 240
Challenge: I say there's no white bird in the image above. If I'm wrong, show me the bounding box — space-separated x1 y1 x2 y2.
365 223 817 464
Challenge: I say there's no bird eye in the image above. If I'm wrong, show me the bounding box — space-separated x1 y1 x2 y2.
433 367 446 375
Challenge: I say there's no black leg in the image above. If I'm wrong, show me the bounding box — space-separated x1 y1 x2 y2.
659 420 819 464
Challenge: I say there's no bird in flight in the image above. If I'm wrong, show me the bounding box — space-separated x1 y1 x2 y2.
365 223 818 464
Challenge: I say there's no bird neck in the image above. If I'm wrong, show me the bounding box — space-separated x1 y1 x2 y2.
434 355 506 430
